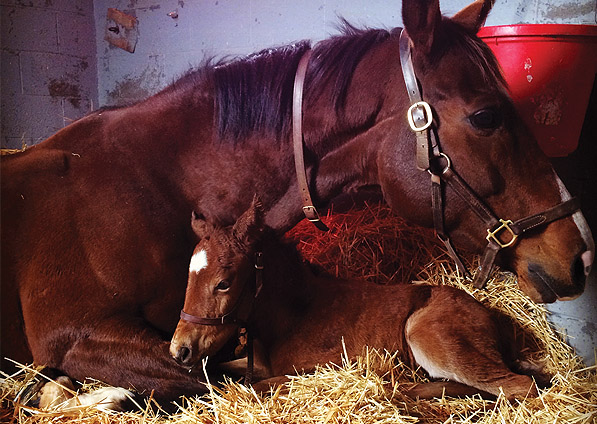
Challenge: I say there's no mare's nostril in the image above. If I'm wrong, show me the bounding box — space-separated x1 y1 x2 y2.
571 253 588 289
580 250 594 276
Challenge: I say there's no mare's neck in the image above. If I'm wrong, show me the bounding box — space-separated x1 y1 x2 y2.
266 35 404 232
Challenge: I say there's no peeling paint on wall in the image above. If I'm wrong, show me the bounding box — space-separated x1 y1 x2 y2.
105 61 166 106
1 0 97 149
541 1 596 22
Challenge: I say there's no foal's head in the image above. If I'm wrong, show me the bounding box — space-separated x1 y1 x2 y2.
170 200 263 367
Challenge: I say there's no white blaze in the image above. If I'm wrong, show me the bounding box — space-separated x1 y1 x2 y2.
189 250 208 273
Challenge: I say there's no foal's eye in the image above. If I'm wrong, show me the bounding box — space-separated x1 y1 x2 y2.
469 108 502 131
215 280 231 291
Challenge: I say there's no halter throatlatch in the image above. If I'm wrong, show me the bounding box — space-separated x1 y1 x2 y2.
179 251 264 385
292 48 329 232
399 29 581 289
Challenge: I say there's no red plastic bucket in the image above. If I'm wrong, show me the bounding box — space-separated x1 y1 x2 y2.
478 24 597 157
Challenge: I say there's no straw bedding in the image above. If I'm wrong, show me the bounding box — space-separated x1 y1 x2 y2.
2 202 596 423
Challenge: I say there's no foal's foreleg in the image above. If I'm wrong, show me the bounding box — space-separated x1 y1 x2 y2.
55 320 209 400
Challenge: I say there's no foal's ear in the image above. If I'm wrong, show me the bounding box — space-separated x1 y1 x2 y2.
232 196 264 249
402 0 442 55
451 0 494 33
191 211 212 240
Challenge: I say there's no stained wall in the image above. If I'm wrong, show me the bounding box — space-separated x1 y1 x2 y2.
1 0 97 149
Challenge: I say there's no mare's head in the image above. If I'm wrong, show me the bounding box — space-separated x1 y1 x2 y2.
170 199 263 367
377 0 593 302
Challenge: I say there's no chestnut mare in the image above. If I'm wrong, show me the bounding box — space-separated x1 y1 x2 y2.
171 200 546 399
1 0 593 399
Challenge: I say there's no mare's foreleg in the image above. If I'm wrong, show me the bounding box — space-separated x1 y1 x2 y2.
38 376 133 411
52 319 210 401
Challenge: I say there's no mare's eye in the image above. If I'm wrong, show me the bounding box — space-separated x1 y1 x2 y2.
215 280 231 291
469 108 502 130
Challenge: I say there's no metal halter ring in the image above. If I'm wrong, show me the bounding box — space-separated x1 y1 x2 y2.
407 101 433 132
428 153 452 176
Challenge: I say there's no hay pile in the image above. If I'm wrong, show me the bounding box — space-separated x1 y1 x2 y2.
2 202 596 423
286 202 446 285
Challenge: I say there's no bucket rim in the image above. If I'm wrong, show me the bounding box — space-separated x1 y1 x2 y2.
478 24 597 39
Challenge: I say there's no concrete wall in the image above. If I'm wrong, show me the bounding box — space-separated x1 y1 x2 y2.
1 0 97 149
2 0 594 142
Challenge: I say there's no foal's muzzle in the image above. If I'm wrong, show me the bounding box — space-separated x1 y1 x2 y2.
171 344 194 366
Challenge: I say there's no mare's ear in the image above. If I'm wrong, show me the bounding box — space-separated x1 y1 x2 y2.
451 0 494 33
402 0 442 55
191 211 212 240
232 196 264 249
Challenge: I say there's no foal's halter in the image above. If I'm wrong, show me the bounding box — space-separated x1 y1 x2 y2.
179 251 264 384
398 29 580 288
180 252 264 325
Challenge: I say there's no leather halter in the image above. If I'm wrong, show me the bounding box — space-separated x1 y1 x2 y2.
398 29 580 289
292 48 329 231
179 251 264 385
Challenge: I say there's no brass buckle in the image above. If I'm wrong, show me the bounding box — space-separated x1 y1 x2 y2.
302 205 321 222
407 101 433 132
486 219 518 248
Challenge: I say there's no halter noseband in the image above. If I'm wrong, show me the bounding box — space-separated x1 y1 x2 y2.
398 29 580 289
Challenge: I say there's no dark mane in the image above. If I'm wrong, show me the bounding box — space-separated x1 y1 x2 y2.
213 23 391 141
213 42 311 141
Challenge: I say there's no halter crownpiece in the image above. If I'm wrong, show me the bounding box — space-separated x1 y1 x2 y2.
398 29 581 289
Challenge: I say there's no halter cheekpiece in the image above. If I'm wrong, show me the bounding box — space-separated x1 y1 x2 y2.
179 251 264 385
